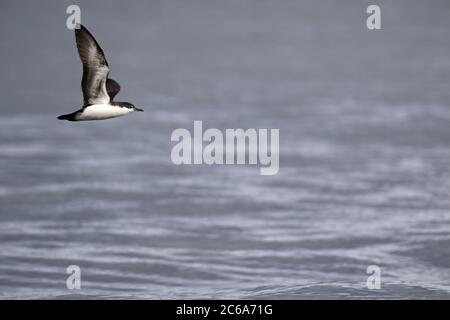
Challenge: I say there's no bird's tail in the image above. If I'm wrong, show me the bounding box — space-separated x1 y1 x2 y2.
57 112 76 121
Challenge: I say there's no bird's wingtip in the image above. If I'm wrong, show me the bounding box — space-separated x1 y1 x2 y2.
74 23 85 32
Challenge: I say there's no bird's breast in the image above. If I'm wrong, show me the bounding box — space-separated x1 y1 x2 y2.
76 104 133 121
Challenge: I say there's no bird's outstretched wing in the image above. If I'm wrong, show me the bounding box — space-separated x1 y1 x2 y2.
106 78 121 101
75 24 110 105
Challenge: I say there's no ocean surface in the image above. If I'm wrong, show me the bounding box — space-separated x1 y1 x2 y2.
0 0 449 299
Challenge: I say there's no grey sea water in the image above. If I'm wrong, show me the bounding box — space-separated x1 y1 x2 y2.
0 0 449 299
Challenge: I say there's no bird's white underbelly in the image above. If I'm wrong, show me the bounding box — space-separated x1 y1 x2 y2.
77 104 133 120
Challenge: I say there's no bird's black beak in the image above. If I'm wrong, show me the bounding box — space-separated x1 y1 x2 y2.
134 107 144 112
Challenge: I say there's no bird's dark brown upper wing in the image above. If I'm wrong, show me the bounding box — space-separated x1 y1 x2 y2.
106 78 121 101
75 24 110 105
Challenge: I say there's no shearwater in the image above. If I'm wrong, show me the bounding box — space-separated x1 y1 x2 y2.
58 24 143 121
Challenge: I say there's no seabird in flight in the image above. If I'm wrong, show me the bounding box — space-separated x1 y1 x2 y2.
58 24 143 121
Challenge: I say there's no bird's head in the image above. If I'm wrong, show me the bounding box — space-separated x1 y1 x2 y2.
121 102 143 112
